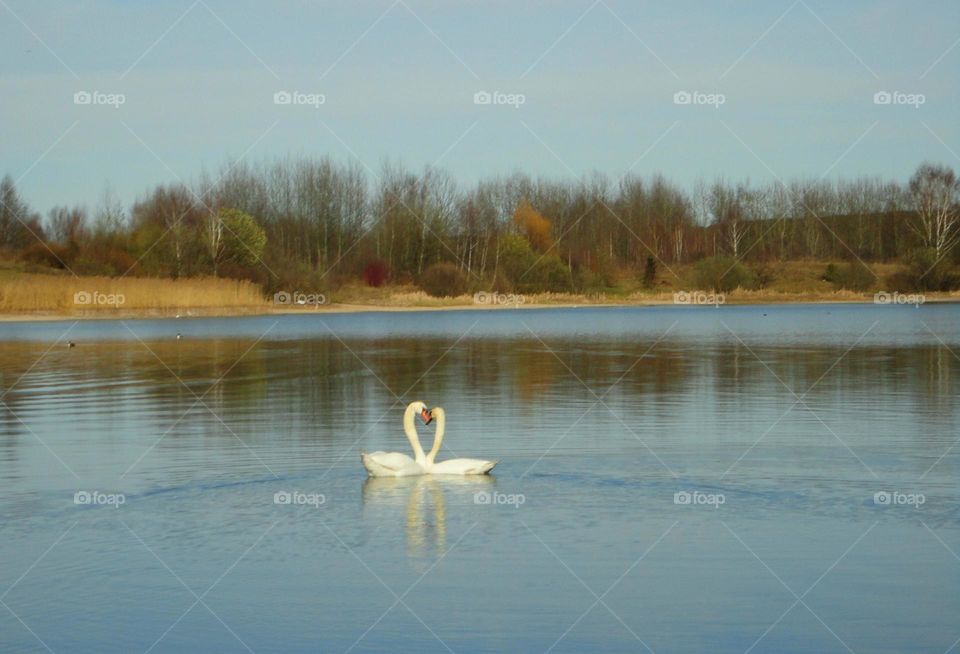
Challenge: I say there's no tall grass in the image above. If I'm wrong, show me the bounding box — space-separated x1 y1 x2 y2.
0 272 266 313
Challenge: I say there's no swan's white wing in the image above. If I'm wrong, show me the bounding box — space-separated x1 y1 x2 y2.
361 451 425 477
429 458 496 475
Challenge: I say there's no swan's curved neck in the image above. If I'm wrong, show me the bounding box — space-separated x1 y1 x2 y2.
403 403 427 464
426 408 445 464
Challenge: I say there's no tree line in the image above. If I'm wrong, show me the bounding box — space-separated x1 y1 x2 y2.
1 158 958 294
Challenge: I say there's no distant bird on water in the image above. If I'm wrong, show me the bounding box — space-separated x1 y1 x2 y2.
176 332 182 341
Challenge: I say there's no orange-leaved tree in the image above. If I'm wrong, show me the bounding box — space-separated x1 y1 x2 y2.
512 200 553 253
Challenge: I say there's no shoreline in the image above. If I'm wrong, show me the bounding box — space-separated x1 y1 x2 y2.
0 294 953 323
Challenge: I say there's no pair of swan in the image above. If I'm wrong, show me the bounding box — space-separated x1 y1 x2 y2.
361 401 496 477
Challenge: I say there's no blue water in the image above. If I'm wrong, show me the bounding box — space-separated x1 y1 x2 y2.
0 304 958 653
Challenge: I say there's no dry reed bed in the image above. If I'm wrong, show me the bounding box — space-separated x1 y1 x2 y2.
0 273 267 312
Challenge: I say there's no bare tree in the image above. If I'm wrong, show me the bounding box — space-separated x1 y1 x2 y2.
908 163 960 258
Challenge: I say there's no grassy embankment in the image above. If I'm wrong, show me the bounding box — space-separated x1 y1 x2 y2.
1 259 956 319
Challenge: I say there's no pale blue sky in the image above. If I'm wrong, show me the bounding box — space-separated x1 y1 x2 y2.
1 0 958 215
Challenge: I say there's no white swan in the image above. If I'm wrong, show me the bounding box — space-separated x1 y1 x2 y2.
424 407 497 475
360 401 432 477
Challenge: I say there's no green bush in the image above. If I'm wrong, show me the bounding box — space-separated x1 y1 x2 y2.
898 248 955 291
693 255 757 292
642 256 657 288
419 262 467 297
823 262 876 291
497 234 572 293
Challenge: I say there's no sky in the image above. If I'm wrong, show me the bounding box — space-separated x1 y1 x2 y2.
1 0 958 216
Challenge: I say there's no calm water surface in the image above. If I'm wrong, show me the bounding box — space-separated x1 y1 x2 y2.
0 304 958 653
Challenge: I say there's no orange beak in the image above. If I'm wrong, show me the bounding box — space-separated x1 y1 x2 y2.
421 408 433 425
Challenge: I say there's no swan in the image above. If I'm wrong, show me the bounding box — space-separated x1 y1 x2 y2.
424 407 497 475
360 401 432 477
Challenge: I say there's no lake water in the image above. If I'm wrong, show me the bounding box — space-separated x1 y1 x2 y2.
0 304 957 653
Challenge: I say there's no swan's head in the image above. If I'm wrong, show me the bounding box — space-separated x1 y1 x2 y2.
412 400 433 425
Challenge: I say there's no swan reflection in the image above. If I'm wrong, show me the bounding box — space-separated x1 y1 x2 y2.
362 475 494 565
